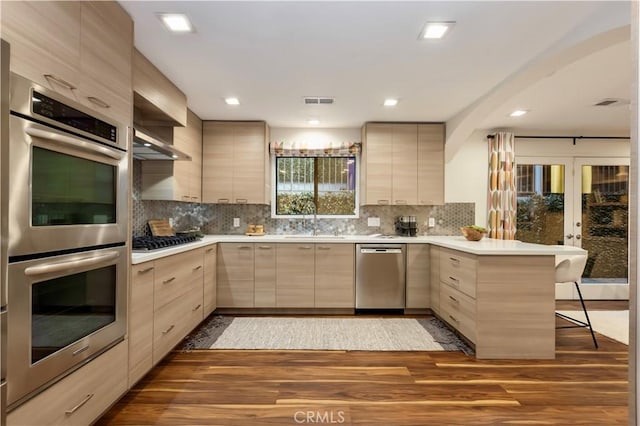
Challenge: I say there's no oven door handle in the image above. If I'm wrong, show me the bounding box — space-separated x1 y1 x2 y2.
25 126 125 160
24 251 120 276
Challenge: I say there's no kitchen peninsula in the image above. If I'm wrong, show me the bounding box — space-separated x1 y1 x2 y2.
132 235 584 360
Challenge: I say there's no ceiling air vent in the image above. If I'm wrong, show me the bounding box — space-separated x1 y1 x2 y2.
304 96 334 105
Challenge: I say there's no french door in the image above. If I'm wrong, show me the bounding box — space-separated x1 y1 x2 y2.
516 157 629 299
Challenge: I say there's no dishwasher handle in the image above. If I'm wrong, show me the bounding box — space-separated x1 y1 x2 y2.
360 248 403 254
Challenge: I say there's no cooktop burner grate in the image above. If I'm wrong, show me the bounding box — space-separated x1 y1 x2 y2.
132 235 198 251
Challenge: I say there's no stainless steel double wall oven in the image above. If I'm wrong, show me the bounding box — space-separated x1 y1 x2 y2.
5 73 129 408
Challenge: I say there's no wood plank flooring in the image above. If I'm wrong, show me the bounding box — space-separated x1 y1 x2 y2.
97 303 630 425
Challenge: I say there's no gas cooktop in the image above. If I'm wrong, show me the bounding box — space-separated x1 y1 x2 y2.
132 235 198 251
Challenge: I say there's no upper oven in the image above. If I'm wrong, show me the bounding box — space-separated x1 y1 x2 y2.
8 73 128 257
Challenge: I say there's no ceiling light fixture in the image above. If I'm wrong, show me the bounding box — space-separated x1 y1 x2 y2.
225 97 240 106
384 98 398 107
509 109 528 117
308 119 320 125
157 13 194 33
420 21 455 40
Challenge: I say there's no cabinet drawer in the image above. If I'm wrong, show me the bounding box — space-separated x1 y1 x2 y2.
439 285 476 343
439 248 477 298
8 341 127 426
152 289 192 364
129 262 155 387
154 249 204 310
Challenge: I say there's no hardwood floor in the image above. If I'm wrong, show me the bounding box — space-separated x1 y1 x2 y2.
97 304 629 425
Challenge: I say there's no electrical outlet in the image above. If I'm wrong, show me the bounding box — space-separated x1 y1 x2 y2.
233 218 240 228
367 217 380 227
428 217 435 228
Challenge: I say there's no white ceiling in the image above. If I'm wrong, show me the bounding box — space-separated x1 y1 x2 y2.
120 1 632 139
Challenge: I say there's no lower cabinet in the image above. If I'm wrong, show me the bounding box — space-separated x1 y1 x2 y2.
254 244 276 307
8 341 128 426
217 243 255 307
314 244 354 308
128 245 208 388
276 244 315 307
405 244 430 309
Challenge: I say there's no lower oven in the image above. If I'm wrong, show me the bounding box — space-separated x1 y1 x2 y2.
6 245 127 408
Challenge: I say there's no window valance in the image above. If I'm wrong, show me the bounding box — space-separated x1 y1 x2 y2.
269 141 361 157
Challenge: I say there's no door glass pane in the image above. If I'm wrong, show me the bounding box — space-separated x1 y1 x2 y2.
516 164 565 245
581 165 628 284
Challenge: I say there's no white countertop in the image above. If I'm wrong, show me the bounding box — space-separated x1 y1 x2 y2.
131 234 586 264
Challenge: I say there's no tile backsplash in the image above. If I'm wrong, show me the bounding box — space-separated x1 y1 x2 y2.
132 160 474 237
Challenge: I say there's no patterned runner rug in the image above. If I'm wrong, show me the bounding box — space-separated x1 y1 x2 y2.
181 316 474 353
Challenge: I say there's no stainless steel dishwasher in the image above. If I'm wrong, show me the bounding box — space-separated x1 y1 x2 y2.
355 244 406 309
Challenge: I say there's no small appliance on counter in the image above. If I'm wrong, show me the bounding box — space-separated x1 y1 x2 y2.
395 216 417 237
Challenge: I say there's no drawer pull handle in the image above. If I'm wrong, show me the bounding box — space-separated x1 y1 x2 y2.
258 246 272 250
217 198 230 203
87 96 110 109
448 276 459 284
72 345 90 356
300 246 313 250
65 393 94 415
162 325 175 335
238 246 252 250
191 197 199 201
139 267 154 273
448 314 458 323
448 295 458 303
317 247 331 250
395 200 407 205
44 74 76 90
206 248 215 253
235 198 248 204
449 257 460 263
377 200 389 205
193 265 203 271
192 304 202 312
163 277 176 284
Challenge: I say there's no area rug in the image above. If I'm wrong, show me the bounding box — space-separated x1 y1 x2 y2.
181 316 474 354
556 310 629 345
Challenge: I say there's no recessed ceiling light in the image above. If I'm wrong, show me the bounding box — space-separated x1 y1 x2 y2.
420 22 455 40
225 97 240 106
171 154 179 159
143 143 152 147
384 98 398 107
308 119 320 125
509 109 528 117
157 13 194 33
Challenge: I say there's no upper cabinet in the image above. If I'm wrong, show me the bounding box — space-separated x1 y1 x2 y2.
361 122 444 206
202 121 269 204
1 1 133 127
133 49 187 127
141 109 203 202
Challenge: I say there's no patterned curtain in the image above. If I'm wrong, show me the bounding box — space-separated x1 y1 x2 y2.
487 132 516 239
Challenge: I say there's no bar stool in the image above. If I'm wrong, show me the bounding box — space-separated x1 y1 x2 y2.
555 254 598 348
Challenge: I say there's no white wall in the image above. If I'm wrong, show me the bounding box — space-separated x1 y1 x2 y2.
270 127 361 145
516 137 630 157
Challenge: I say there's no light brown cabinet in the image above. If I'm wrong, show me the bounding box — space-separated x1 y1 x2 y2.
128 262 155 387
141 109 203 202
8 341 128 426
405 244 430 309
128 246 208 388
203 245 217 316
133 48 187 126
314 244 354 308
361 122 444 206
2 1 133 126
217 243 255 307
254 244 277 307
202 121 269 204
276 244 315 307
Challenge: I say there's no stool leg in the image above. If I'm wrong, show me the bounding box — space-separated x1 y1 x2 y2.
574 281 598 349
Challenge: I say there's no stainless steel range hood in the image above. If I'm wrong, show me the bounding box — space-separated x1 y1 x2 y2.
132 127 191 161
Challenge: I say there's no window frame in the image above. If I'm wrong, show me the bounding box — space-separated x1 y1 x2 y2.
270 154 360 219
